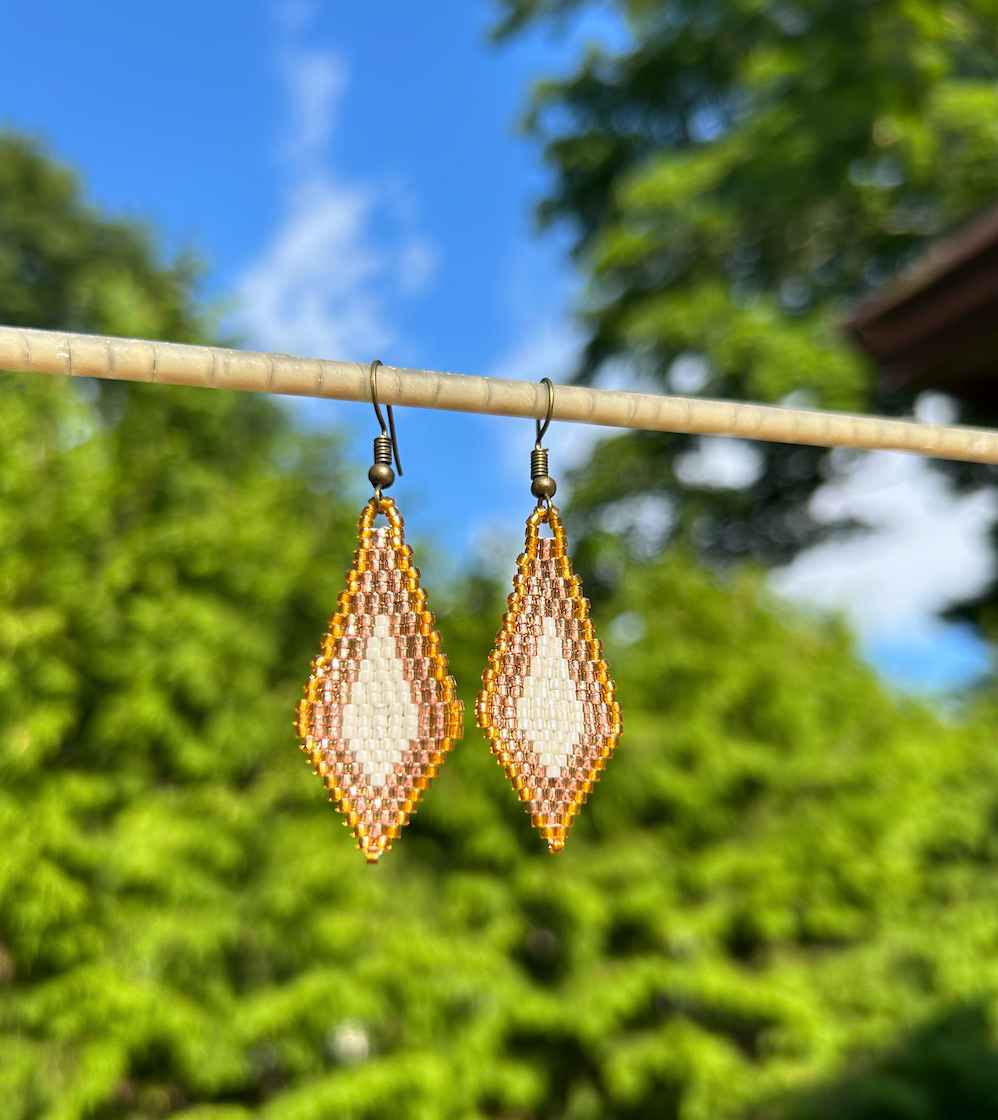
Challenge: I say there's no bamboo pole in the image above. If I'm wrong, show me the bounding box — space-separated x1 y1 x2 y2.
1 324 997 465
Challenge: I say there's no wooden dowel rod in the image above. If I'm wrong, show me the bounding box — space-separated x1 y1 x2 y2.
1 324 997 465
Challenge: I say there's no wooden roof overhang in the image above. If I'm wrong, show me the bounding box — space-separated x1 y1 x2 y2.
845 204 998 409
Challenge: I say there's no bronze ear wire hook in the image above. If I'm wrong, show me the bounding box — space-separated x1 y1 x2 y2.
535 375 555 450
368 359 403 499
370 360 403 476
530 376 557 509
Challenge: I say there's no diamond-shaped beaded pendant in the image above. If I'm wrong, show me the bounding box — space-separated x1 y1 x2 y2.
296 497 464 863
477 503 621 853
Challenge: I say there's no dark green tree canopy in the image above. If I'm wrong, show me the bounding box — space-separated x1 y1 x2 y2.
498 0 998 582
765 1004 998 1120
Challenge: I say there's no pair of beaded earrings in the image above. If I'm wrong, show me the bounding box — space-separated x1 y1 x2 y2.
296 363 622 863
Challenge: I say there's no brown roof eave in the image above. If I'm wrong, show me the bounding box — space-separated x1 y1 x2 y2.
844 203 998 406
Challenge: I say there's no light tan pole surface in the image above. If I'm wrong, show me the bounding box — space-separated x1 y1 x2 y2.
2 324 998 465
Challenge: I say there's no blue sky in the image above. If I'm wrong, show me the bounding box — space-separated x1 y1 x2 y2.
0 0 992 690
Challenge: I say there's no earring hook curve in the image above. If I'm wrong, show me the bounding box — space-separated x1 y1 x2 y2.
370 359 403 476
535 376 555 449
530 377 558 511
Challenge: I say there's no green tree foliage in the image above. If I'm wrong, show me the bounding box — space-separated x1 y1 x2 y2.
496 0 998 586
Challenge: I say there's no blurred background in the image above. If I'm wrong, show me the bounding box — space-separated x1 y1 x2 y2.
4 0 998 1117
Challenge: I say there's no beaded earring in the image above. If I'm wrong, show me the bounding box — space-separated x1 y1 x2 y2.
296 362 463 863
477 379 621 853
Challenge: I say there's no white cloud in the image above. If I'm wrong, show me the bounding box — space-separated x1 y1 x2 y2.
771 451 997 639
675 437 763 490
281 48 345 162
239 175 393 359
236 38 435 362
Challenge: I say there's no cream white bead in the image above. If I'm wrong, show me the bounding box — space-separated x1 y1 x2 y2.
343 615 419 783
515 616 584 779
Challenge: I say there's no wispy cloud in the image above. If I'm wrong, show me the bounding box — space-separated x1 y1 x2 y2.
236 26 435 362
240 174 393 359
281 47 344 162
772 451 997 639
